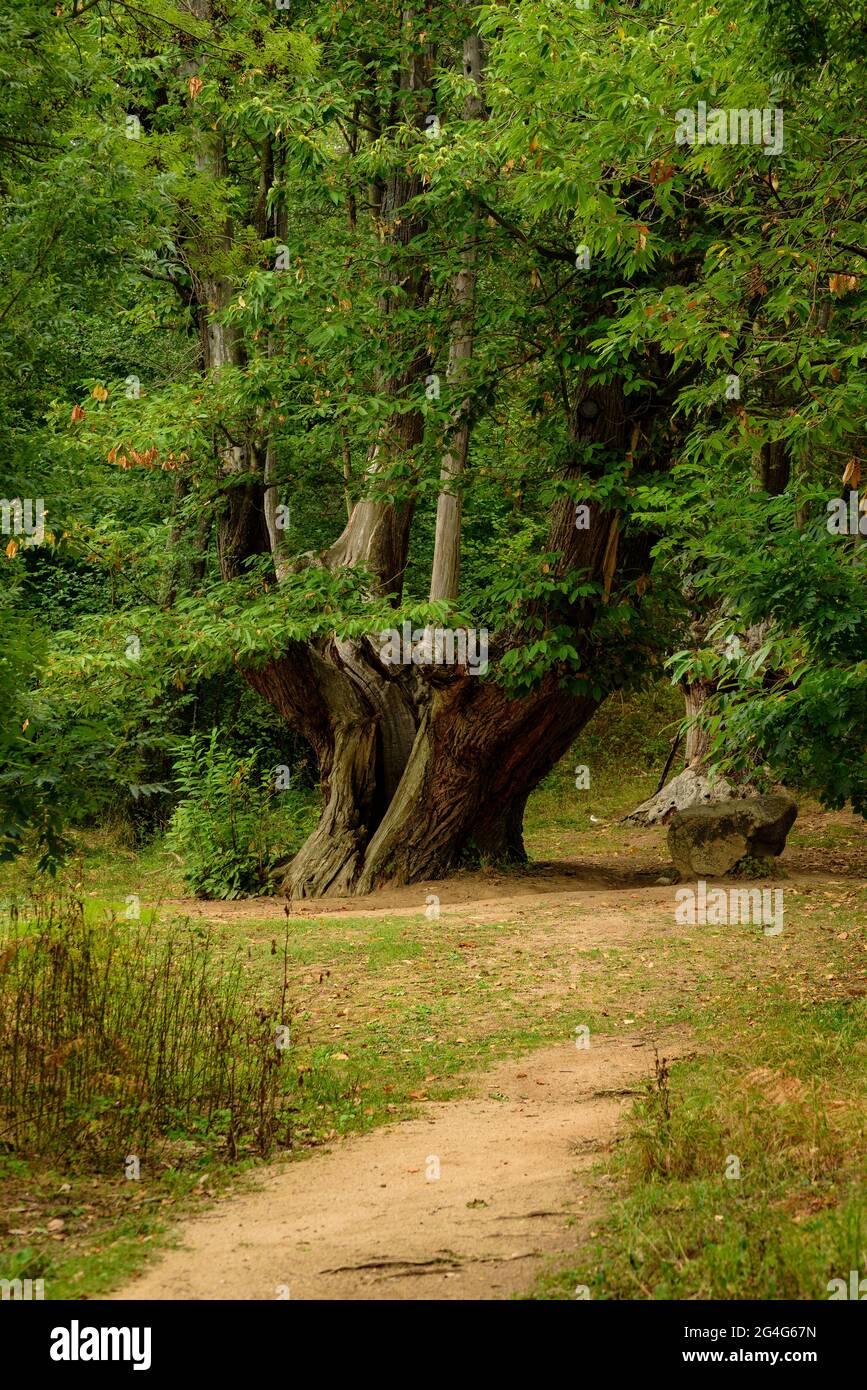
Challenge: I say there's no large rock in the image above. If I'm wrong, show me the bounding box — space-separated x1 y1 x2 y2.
667 795 798 878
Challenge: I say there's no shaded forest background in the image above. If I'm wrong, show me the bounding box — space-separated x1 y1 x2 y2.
1 0 865 897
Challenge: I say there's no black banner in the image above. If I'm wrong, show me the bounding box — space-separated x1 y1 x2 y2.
6 1298 861 1376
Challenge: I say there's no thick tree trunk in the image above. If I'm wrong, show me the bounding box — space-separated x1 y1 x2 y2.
353 676 598 893
271 655 601 899
271 369 649 896
245 639 419 897
230 19 661 899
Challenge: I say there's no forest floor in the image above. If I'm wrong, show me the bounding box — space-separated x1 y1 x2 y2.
104 805 866 1301
3 770 866 1301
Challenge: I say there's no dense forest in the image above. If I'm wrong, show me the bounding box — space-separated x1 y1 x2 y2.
1 0 867 1323
2 0 865 895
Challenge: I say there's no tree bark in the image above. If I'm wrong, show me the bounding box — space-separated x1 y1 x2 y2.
353 675 598 892
429 29 486 603
684 676 713 766
274 367 651 896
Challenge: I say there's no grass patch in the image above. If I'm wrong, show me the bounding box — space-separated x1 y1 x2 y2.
526 683 682 853
0 889 618 1298
529 910 867 1300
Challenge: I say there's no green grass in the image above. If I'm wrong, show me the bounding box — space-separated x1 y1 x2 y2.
2 682 866 1302
528 895 867 1301
526 682 681 850
0 831 186 905
0 1157 260 1300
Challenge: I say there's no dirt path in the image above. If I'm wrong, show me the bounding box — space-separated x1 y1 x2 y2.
110 1029 688 1301
107 812 862 1302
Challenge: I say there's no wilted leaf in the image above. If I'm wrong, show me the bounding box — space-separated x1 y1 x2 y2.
829 273 859 297
842 458 860 488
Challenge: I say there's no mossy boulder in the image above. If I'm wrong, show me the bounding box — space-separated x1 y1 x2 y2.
667 795 798 878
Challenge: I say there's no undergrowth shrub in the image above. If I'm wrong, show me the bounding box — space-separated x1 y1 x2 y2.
0 889 293 1170
166 730 313 899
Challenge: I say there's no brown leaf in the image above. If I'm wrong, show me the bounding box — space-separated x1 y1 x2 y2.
187 76 204 100
842 458 861 488
649 158 675 186
829 273 859 298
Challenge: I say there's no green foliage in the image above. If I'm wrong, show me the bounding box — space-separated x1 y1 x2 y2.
2 0 866 862
0 587 122 868
665 503 867 812
166 730 311 898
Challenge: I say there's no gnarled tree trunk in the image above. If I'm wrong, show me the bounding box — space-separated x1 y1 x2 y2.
266 364 653 896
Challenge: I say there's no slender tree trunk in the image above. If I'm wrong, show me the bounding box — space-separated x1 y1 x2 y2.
683 439 791 768
684 677 713 766
180 0 272 583
628 437 793 822
324 19 435 598
429 29 486 603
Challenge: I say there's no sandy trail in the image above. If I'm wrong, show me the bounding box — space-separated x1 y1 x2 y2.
110 1029 688 1301
110 824 861 1302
